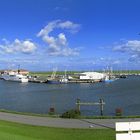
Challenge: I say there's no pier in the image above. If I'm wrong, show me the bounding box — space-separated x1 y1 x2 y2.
76 99 105 116
1 71 140 84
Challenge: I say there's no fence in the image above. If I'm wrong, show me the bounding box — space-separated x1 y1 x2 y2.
116 121 140 140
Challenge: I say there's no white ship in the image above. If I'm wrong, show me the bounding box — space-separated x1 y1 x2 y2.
59 70 68 83
2 71 28 83
59 76 68 83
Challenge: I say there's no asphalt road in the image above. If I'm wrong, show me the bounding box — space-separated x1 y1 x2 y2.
0 112 139 129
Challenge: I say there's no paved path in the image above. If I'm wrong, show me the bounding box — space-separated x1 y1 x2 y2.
0 112 140 129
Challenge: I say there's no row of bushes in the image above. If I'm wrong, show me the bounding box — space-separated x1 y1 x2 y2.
61 109 81 118
60 108 123 118
49 108 123 118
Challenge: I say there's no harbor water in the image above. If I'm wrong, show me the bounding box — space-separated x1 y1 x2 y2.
0 76 140 116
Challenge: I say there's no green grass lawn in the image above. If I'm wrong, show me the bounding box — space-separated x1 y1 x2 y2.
0 120 115 140
30 70 140 76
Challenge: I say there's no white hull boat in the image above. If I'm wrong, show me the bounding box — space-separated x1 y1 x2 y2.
2 71 28 83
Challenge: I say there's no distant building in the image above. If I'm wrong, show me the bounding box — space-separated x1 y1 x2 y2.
18 69 29 75
0 69 29 75
79 72 105 80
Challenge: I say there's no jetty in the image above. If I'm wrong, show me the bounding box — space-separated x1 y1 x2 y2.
76 99 105 116
1 69 140 84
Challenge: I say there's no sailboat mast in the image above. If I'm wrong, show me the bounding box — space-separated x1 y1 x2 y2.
18 64 20 74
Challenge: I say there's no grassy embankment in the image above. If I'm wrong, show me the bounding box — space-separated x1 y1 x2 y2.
1 108 140 119
29 71 80 77
30 70 140 76
0 120 115 140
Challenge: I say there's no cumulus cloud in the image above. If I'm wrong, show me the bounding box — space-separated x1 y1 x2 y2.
0 39 37 54
113 40 140 53
58 21 80 33
37 20 80 56
113 40 140 61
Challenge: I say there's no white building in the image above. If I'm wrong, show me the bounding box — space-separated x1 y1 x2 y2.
79 72 105 80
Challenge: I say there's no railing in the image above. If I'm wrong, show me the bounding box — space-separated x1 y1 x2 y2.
76 99 105 116
116 121 140 140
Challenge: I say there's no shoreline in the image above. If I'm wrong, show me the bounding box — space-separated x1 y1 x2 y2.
0 76 139 119
0 111 139 129
0 109 140 119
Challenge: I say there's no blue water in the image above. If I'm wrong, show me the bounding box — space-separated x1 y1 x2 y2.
0 76 140 116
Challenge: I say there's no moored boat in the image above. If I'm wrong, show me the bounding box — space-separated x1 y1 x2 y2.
2 71 28 83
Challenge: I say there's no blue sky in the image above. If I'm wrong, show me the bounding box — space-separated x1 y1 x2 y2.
0 0 140 71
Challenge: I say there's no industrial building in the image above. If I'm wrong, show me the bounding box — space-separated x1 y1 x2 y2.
79 72 105 81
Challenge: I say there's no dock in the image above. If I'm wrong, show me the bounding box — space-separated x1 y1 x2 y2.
76 99 105 116
28 78 101 84
68 79 101 83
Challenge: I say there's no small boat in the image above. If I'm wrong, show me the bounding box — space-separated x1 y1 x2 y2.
104 78 114 83
104 75 118 83
2 71 28 83
59 70 68 83
119 75 127 78
47 77 68 84
47 69 68 84
59 76 68 83
47 68 60 84
103 66 118 83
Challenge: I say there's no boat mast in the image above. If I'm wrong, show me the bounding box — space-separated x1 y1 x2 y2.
18 64 20 74
51 68 57 80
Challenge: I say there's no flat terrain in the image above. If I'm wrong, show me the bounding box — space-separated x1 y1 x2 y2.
30 70 140 76
0 120 115 140
0 112 139 129
0 112 140 140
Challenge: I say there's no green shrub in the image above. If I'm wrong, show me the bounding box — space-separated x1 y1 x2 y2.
61 109 81 118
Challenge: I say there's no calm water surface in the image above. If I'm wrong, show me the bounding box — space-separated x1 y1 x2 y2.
0 76 140 116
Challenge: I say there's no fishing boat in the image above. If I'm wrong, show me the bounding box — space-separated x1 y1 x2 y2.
59 76 68 83
103 66 118 83
47 68 59 84
47 77 68 84
104 75 115 82
47 69 68 84
59 70 68 83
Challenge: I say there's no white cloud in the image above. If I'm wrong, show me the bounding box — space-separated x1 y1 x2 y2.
113 40 140 53
112 60 121 64
0 39 37 54
37 20 80 56
113 40 140 62
47 47 79 56
58 21 80 33
58 33 67 46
